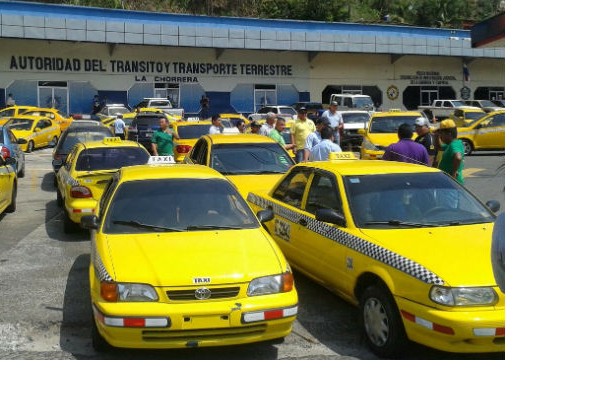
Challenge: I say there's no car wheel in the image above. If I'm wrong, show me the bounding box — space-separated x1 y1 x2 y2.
91 313 111 353
6 182 17 213
461 139 473 156
56 190 64 207
63 208 79 234
26 140 34 153
359 283 408 358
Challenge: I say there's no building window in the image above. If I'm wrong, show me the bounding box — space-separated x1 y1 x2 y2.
254 84 277 111
402 86 456 110
37 81 69 114
154 83 180 108
474 87 505 102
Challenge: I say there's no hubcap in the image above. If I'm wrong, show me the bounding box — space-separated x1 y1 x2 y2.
363 297 389 347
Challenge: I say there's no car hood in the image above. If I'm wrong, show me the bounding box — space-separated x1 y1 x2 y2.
359 223 496 287
226 174 285 200
101 229 284 286
367 133 397 147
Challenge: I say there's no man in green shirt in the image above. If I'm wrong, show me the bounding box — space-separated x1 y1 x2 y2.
151 117 179 156
269 117 296 152
437 119 465 184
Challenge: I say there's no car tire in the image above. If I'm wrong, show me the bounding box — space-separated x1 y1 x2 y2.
63 208 79 234
359 283 409 358
461 139 473 156
6 182 17 213
91 314 111 353
26 140 34 153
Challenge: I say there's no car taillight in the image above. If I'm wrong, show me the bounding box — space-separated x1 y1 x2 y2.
0 146 10 159
70 185 93 198
53 153 62 160
176 145 191 153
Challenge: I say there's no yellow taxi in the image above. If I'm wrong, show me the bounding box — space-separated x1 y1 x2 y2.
80 158 298 351
0 105 37 126
458 110 505 155
136 107 182 123
56 137 150 233
172 119 212 162
448 107 487 128
247 153 504 358
220 113 250 128
184 134 295 199
4 115 61 152
22 107 73 132
0 155 17 215
358 111 423 160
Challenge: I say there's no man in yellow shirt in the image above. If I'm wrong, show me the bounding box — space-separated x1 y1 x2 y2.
290 107 316 162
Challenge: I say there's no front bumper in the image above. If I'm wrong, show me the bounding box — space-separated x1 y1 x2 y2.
360 148 384 160
397 296 505 353
92 291 298 349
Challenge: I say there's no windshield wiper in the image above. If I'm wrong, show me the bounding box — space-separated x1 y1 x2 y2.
112 220 183 232
185 225 243 231
364 220 439 227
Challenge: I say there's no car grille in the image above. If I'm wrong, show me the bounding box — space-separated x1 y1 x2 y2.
166 287 241 301
142 324 267 342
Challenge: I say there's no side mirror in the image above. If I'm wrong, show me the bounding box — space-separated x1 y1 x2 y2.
4 157 17 166
256 208 274 223
315 208 346 227
486 200 501 213
81 215 100 230
357 128 367 136
17 138 27 144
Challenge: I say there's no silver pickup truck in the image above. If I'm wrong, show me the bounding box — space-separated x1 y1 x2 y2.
417 99 470 122
134 98 185 117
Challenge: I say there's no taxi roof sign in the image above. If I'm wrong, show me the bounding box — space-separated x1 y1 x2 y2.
329 152 358 160
148 155 176 164
103 137 122 144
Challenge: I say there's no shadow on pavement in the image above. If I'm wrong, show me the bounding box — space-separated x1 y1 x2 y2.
40 172 57 193
44 200 90 242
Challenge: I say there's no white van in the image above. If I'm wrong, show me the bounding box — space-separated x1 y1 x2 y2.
330 94 375 111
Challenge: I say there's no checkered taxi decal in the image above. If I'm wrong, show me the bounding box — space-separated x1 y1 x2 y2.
91 232 113 282
248 193 445 285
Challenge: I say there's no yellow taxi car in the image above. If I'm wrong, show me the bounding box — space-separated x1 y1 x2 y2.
135 107 182 123
56 137 150 233
4 115 61 152
247 153 504 358
0 155 17 215
172 119 212 162
22 107 73 132
458 110 505 155
358 111 423 160
80 158 298 351
184 134 295 199
0 105 37 126
448 107 487 128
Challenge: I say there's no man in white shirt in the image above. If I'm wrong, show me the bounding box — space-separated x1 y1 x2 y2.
6 93 15 106
303 117 329 160
259 112 276 136
309 126 342 161
209 114 223 134
113 114 126 139
320 101 344 145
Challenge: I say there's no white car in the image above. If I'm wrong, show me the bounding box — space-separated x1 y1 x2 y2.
337 110 371 151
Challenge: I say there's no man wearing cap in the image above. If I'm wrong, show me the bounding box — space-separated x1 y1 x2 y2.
414 117 436 166
249 120 261 134
321 101 344 146
383 123 429 165
290 107 316 162
437 119 465 184
303 117 329 160
259 112 277 136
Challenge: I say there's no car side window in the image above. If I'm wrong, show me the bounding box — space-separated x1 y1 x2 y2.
272 167 311 208
64 147 78 172
489 114 505 126
195 139 209 165
98 175 119 219
8 131 18 145
305 172 342 215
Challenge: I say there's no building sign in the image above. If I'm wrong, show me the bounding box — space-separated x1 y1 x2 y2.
460 86 471 100
399 71 457 85
8 56 293 77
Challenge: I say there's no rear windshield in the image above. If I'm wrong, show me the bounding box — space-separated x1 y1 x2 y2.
211 143 294 175
177 124 211 139
5 118 34 130
149 101 171 107
369 116 417 133
75 147 149 171
132 117 162 129
58 129 112 153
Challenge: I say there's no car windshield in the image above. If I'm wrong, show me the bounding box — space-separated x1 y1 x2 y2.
344 172 496 228
177 124 211 139
5 118 34 130
342 112 370 123
108 107 130 115
75 147 149 171
0 109 15 117
369 116 416 133
58 129 112 153
477 100 497 107
354 97 374 109
210 143 294 175
103 178 259 233
278 107 296 115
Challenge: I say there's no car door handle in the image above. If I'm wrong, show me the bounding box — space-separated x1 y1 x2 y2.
298 218 307 227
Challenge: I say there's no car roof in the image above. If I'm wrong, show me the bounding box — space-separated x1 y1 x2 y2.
205 133 279 144
297 159 436 176
118 163 226 182
1 106 36 112
74 139 146 150
64 125 111 133
23 108 61 113
174 120 212 127
371 111 423 117
7 115 48 121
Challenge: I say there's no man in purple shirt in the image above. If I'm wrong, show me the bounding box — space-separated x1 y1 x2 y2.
382 123 430 165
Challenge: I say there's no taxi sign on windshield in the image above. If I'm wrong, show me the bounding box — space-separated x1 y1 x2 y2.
329 152 358 160
102 137 122 144
148 155 175 164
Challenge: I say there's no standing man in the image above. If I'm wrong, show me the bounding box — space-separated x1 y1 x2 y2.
113 113 126 139
249 120 261 134
269 117 296 152
437 119 465 184
320 101 344 146
303 117 329 161
91 95 102 120
151 116 179 156
290 107 316 163
259 112 276 136
6 93 15 106
382 123 429 165
209 114 223 134
200 95 210 119
414 117 437 166
309 126 341 161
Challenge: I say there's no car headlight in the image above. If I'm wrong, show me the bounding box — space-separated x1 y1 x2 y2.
429 286 498 306
100 282 158 302
247 272 294 296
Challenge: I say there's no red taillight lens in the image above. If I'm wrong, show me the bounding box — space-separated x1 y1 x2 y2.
176 145 191 154
70 185 93 198
0 146 10 159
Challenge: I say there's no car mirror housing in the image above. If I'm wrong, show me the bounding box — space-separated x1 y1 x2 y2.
315 208 346 227
81 215 100 230
256 208 274 224
357 128 366 136
486 200 501 213
17 138 27 145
